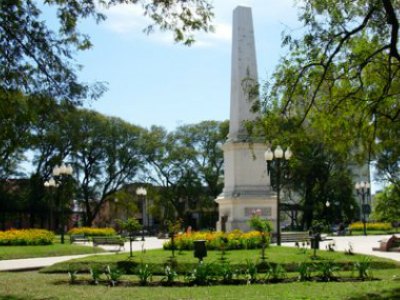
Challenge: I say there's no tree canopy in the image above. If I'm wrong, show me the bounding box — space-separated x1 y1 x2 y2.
1 0 213 104
269 0 400 159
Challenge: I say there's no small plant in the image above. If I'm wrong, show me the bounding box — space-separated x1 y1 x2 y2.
166 219 182 258
186 262 215 286
353 257 372 280
316 261 338 282
137 263 152 286
244 259 258 284
89 266 103 285
297 262 313 282
162 265 178 285
217 262 236 284
68 265 78 284
116 218 141 258
248 215 272 262
325 241 336 252
265 264 287 282
218 236 229 261
344 242 354 255
105 265 123 286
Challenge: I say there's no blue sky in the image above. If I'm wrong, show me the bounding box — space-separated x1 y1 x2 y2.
75 0 301 131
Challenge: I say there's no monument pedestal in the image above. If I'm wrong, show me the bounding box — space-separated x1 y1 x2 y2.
215 195 277 232
216 142 277 232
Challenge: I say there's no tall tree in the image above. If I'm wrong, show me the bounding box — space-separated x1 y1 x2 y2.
70 109 144 225
372 184 400 223
268 0 400 167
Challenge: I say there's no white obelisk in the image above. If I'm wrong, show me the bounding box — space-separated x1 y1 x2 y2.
215 6 277 232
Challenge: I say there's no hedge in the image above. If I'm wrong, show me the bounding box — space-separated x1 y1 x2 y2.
163 230 268 250
67 227 116 237
0 229 55 245
349 222 392 231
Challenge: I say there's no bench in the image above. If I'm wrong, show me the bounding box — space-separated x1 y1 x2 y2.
373 235 400 252
271 232 311 243
70 234 90 244
92 236 125 251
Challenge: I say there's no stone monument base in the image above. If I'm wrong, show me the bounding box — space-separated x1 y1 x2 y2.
215 195 277 232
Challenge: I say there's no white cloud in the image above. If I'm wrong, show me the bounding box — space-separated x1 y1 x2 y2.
101 4 146 34
99 0 300 47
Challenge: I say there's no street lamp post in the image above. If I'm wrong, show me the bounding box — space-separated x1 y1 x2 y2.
136 187 147 241
355 181 370 236
264 146 292 246
44 163 73 244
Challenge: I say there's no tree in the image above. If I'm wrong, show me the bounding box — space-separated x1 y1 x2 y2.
252 102 357 230
142 121 227 229
117 217 141 257
267 0 400 168
0 91 34 178
372 184 400 223
0 0 213 104
70 109 145 226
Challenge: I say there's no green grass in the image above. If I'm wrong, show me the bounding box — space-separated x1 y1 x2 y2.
1 269 400 299
2 246 400 299
41 246 399 274
0 243 105 260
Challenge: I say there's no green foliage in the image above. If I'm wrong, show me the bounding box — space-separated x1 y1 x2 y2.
105 265 123 286
248 215 272 260
186 262 216 286
137 264 152 286
316 261 338 282
1 0 213 104
117 218 141 235
161 265 178 285
244 259 258 284
67 265 79 284
372 185 400 223
89 266 103 285
216 262 237 284
265 263 287 282
297 262 313 282
353 257 373 280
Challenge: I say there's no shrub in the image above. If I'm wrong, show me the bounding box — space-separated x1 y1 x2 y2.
67 227 116 237
349 222 392 231
163 230 267 251
0 229 55 245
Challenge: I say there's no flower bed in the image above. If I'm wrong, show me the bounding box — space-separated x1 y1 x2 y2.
67 227 116 237
349 222 392 232
163 230 268 250
0 228 55 245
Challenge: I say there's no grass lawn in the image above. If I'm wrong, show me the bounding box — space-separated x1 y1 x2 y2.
1 246 399 299
1 269 400 299
0 243 105 260
41 246 399 274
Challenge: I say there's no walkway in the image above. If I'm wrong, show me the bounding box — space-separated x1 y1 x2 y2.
0 237 166 271
283 234 400 262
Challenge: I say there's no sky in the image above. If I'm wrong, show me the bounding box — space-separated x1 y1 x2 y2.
75 0 301 131
36 0 384 193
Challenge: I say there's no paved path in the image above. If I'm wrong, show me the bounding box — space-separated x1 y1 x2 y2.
1 235 399 272
282 234 400 261
0 237 166 271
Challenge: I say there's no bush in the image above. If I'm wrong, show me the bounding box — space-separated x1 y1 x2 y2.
163 230 267 251
0 229 55 245
349 222 392 232
67 227 116 237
